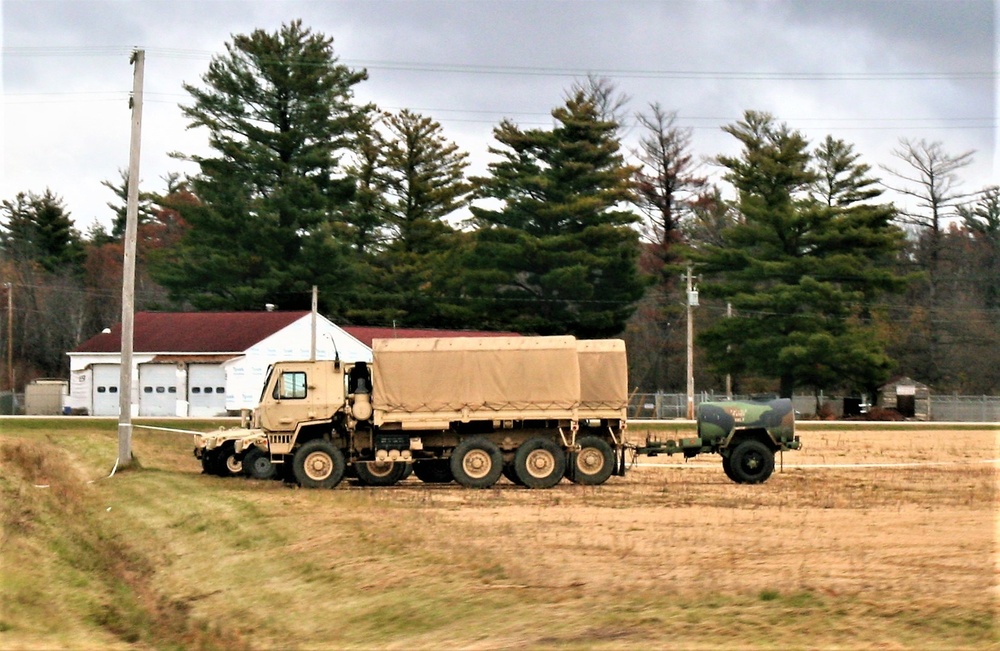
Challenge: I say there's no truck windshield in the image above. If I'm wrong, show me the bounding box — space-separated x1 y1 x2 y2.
258 365 274 404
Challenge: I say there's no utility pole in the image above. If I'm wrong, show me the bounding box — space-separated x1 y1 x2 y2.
118 49 144 467
4 283 12 414
685 264 698 420
725 302 733 399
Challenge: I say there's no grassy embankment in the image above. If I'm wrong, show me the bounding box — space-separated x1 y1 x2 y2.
1 418 996 650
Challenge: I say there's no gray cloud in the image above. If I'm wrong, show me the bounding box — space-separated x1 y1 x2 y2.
2 0 994 228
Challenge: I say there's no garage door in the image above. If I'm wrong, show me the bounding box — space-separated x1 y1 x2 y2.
188 364 228 417
139 364 179 417
92 364 120 416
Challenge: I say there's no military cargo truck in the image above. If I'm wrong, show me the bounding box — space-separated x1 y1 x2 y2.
194 336 629 489
635 398 800 484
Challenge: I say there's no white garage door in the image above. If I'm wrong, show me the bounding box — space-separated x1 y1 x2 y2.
188 364 228 417
92 364 121 416
139 364 178 417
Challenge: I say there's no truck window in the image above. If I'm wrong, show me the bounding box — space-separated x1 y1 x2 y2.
274 371 307 400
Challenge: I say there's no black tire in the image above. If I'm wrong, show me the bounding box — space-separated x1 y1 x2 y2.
514 437 566 489
412 459 453 484
243 447 276 480
292 439 346 489
727 439 775 484
274 459 296 483
355 460 407 486
200 449 219 475
210 441 242 477
450 437 503 489
502 461 524 485
721 454 737 482
566 436 615 486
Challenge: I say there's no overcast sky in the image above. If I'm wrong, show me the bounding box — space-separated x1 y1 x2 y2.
2 0 996 233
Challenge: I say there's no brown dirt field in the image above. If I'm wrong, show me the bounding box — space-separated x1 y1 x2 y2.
4 422 997 650
373 428 998 602
219 426 998 648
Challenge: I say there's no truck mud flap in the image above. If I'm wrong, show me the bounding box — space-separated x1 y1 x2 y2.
614 447 627 476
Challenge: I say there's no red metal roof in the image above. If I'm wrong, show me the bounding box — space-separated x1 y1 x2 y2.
71 311 310 354
342 326 517 348
70 312 517 355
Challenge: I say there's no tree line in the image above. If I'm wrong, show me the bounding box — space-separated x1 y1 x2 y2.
2 21 997 399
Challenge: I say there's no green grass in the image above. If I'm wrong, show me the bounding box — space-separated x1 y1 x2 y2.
1 418 996 650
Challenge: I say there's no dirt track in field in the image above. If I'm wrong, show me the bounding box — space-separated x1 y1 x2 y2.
355 428 998 613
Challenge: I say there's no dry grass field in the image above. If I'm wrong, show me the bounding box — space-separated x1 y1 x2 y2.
1 418 997 650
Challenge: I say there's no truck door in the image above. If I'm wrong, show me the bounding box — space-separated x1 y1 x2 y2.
259 367 314 433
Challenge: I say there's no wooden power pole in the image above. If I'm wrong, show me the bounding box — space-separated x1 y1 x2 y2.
685 265 698 420
118 49 144 467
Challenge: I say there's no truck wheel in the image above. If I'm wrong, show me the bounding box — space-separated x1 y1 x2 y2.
243 447 276 480
450 437 503 488
412 459 453 484
200 449 219 475
727 439 775 484
355 460 407 487
566 436 614 486
514 438 566 489
502 461 524 485
210 441 242 476
292 439 346 488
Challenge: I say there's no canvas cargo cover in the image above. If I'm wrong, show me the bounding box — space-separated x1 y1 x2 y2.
577 339 628 412
372 336 581 417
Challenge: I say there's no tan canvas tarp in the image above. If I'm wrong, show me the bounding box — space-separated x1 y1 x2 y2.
372 336 581 419
577 339 628 413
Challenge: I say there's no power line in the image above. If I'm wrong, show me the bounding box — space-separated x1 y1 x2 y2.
3 45 993 81
4 91 993 132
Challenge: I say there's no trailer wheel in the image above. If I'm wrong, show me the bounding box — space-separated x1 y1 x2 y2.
355 460 407 486
450 437 503 488
292 439 346 488
209 441 242 476
721 454 737 482
566 436 614 486
514 438 566 489
243 447 276 480
412 459 453 484
727 439 774 484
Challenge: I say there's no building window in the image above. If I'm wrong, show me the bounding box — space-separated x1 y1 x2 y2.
192 387 201 394
168 387 177 394
97 386 106 393
143 387 153 393
156 386 165 393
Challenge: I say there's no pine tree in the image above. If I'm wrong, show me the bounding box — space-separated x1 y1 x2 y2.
151 21 369 312
467 91 645 337
378 110 469 324
695 113 904 398
0 189 82 272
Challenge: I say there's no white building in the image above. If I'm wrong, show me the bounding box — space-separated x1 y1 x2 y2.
66 311 371 417
66 311 510 417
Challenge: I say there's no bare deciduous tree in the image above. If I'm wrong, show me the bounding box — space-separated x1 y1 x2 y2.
880 139 975 282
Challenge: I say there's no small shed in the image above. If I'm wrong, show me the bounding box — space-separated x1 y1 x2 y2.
25 379 69 415
878 376 931 421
